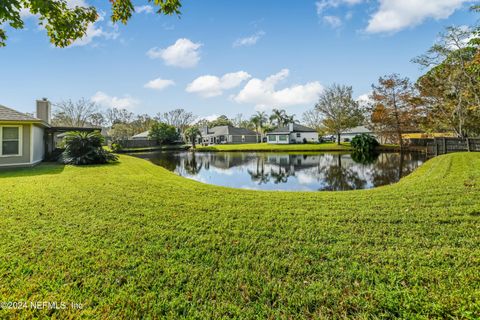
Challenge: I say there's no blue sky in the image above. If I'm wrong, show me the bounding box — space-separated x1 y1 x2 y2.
0 0 477 120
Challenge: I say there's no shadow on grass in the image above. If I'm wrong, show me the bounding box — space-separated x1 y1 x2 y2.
0 162 66 178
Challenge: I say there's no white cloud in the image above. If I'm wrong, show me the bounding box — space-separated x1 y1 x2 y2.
144 78 175 90
197 114 220 122
186 71 251 98
66 0 89 7
19 7 38 19
135 5 154 14
323 15 343 28
297 172 316 185
316 0 363 15
366 0 469 34
91 91 139 109
233 69 324 110
315 0 362 29
69 11 119 47
445 25 475 49
147 38 202 68
356 92 373 106
233 31 265 47
70 23 118 47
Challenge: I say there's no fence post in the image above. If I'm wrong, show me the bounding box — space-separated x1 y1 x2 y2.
443 138 447 154
466 138 470 152
435 141 439 156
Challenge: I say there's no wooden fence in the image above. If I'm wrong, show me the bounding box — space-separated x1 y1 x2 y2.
417 137 480 156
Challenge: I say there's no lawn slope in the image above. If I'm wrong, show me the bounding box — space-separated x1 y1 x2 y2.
0 153 479 319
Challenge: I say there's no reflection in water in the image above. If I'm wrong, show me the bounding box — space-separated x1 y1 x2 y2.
132 151 426 191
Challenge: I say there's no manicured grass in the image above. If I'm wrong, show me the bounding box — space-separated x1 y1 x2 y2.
0 153 479 318
117 144 189 153
195 142 354 152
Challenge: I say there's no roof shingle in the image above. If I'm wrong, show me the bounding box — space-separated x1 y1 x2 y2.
0 104 41 122
208 125 257 136
268 123 316 134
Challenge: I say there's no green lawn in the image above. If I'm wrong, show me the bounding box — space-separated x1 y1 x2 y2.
116 144 189 153
195 142 354 152
0 153 479 318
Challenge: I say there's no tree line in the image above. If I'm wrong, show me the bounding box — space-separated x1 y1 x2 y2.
51 101 299 143
303 8 479 148
50 6 478 148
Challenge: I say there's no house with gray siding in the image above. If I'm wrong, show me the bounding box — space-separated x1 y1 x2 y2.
200 125 259 145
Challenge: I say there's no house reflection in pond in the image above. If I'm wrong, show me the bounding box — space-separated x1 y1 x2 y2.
132 151 426 191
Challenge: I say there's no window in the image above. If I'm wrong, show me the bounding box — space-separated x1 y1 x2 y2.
279 135 288 141
296 133 301 138
268 135 276 142
1 126 22 156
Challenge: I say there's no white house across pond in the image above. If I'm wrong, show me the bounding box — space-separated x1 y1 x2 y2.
338 126 377 142
266 123 318 144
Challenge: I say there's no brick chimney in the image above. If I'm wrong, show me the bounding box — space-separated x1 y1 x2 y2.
36 98 51 124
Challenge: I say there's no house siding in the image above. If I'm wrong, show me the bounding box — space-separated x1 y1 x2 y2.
340 132 377 142
289 132 318 144
0 124 31 167
267 130 318 144
32 124 45 163
231 135 258 143
267 134 290 144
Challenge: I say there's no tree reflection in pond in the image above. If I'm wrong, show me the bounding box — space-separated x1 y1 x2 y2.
131 151 426 191
318 154 367 191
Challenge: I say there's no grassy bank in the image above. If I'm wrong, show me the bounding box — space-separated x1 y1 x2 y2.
116 144 190 153
0 153 479 318
195 142 354 152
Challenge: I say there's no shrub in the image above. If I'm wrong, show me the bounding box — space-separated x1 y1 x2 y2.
351 133 379 153
110 142 123 153
60 131 118 165
148 122 179 144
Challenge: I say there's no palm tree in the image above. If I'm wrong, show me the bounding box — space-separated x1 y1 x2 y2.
250 111 268 134
184 126 202 148
270 108 287 127
250 115 261 134
256 111 268 130
283 114 296 125
61 131 117 165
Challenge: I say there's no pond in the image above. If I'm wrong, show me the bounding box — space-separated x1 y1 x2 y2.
132 151 427 191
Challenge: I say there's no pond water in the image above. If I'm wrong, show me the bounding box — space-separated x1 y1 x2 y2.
132 151 427 191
